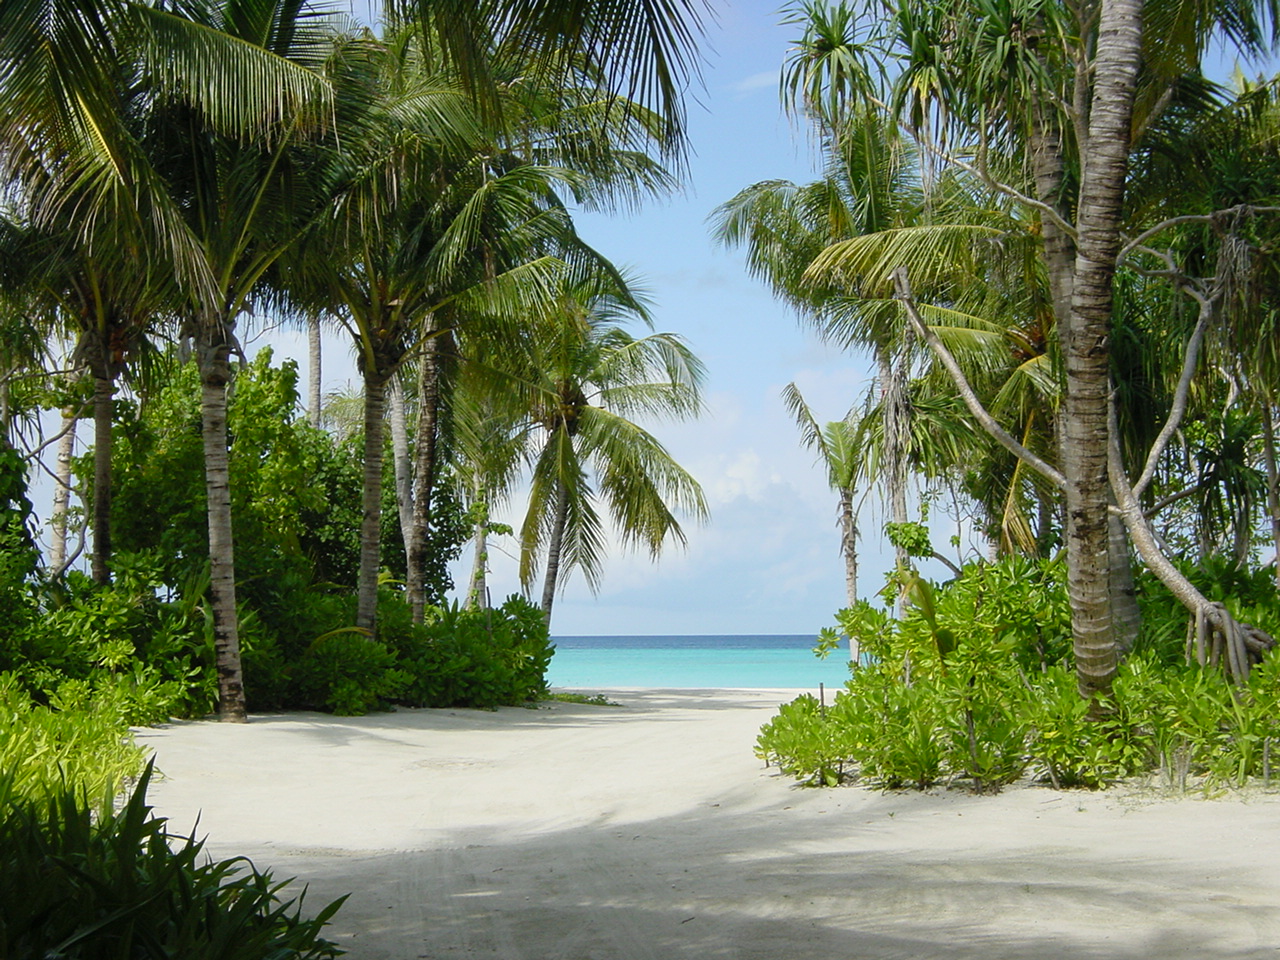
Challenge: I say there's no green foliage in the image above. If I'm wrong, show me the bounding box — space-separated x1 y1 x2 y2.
0 676 145 808
0 765 344 959
885 520 933 559
391 595 553 709
541 691 621 706
766 556 1280 792
1135 557 1280 664
295 632 409 716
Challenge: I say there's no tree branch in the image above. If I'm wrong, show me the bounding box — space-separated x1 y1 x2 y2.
913 139 1079 240
893 268 1066 490
1131 282 1216 498
1119 205 1280 262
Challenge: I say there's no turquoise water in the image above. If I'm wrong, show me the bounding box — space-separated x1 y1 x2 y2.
546 635 852 691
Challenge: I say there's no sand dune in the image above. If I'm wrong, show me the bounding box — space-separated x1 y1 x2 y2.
138 689 1280 959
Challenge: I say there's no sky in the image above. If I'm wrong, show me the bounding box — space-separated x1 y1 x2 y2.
24 1 964 638
248 0 978 637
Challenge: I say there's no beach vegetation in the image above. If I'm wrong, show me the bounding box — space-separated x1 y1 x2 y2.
0 763 345 960
759 556 1280 791
719 0 1280 710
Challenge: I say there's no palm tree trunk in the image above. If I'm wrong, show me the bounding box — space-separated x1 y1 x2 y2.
839 489 858 607
357 371 388 634
1262 400 1280 589
200 372 247 723
308 312 323 430
50 409 77 573
879 351 910 572
1061 0 1145 700
541 478 571 627
387 375 413 555
1108 505 1141 653
91 375 114 585
407 327 450 621
467 500 489 611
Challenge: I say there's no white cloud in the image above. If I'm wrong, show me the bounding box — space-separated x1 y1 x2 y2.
727 69 780 95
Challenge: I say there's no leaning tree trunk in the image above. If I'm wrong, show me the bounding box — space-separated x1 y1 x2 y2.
356 371 388 634
90 375 115 585
407 326 452 622
540 478 571 628
1060 0 1145 700
50 409 77 573
198 325 247 723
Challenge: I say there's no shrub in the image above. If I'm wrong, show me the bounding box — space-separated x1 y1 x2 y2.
766 555 1280 793
295 632 409 715
0 764 345 960
394 596 553 709
0 675 145 808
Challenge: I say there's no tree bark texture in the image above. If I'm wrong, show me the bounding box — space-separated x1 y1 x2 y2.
541 477 571 627
407 327 450 622
200 374 246 723
50 411 77 573
1061 0 1144 699
308 313 323 430
357 372 388 634
387 376 413 556
91 376 114 585
1262 401 1280 590
839 489 858 607
468 514 489 610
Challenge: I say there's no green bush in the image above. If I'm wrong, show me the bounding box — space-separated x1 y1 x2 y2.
0 675 145 808
0 764 345 959
394 595 553 709
295 632 409 715
765 555 1280 793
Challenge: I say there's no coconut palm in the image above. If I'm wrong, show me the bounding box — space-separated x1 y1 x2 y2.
511 269 707 626
782 383 865 608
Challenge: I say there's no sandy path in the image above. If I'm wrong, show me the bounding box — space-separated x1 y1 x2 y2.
138 689 1280 960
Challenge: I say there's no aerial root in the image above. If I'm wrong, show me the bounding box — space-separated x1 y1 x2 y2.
1194 602 1276 682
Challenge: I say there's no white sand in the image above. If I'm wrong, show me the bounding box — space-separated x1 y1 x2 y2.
137 689 1280 959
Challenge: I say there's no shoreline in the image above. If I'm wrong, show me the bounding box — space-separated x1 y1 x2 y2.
138 689 1280 959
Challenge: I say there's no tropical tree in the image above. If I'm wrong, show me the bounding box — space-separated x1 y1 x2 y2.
751 0 1280 699
512 269 708 626
138 0 337 721
782 383 864 607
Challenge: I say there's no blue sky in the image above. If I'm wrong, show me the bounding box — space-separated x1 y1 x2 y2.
301 0 936 636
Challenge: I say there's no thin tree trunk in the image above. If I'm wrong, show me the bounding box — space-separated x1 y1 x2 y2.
1262 400 1280 589
839 489 858 607
880 351 910 577
407 327 450 621
541 478 571 627
1060 0 1144 700
308 313 323 430
50 410 77 573
1108 504 1141 653
91 375 114 585
357 372 388 634
200 372 246 723
387 375 413 556
467 496 489 611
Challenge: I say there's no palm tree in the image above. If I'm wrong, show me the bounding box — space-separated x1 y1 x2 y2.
782 383 864 608
387 0 709 155
140 0 338 721
512 269 707 626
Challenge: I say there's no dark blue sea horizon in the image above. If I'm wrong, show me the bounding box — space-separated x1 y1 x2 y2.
546 633 851 690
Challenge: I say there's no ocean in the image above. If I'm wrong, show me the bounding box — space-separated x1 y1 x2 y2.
546 634 853 691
